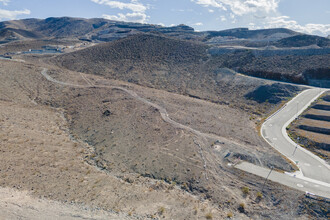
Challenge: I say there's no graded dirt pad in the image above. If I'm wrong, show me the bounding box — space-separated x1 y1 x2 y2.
0 39 80 55
289 92 330 161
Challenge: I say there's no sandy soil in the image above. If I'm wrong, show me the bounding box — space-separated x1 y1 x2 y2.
0 187 131 220
0 99 228 219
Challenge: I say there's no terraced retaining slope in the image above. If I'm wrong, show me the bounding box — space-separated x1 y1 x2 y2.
288 92 330 161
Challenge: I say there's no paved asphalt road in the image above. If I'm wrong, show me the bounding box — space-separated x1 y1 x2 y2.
236 162 330 198
238 88 330 198
262 88 330 183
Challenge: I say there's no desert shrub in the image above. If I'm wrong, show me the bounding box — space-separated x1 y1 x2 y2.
205 212 213 219
193 206 198 215
241 186 250 195
238 203 245 213
158 206 165 215
256 192 263 199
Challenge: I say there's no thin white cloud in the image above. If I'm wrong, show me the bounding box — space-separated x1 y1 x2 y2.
103 12 148 23
192 0 330 35
0 8 30 20
92 0 148 23
91 0 147 13
193 0 227 11
266 16 330 35
0 0 10 6
192 0 278 16
171 9 185 12
194 22 203 26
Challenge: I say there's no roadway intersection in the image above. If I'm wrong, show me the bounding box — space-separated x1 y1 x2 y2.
237 88 330 198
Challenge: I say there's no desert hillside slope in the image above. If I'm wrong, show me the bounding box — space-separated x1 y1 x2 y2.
52 33 304 114
1 17 330 219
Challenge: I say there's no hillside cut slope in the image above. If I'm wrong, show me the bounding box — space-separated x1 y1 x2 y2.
288 92 330 162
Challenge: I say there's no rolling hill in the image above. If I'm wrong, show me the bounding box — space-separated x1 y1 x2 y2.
52 33 305 113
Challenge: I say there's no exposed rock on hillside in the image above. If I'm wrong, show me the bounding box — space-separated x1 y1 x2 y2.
245 83 301 104
275 34 330 48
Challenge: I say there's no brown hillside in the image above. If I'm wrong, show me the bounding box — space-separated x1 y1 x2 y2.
52 33 302 116
55 33 208 66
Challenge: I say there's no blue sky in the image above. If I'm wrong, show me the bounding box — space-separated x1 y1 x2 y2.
0 0 329 36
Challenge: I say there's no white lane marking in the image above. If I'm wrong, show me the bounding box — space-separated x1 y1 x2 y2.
269 124 272 127
318 165 322 168
280 89 330 173
273 138 277 141
297 184 304 188
304 163 311 167
304 181 309 184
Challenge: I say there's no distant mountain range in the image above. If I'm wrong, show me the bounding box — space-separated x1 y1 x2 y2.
1 17 330 48
0 17 329 88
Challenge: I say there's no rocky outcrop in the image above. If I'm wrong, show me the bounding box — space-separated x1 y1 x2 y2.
244 83 301 104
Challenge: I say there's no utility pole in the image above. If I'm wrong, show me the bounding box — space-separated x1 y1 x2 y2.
293 137 299 156
296 101 299 118
262 166 273 192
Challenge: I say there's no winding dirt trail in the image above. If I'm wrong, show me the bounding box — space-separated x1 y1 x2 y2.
41 68 221 175
41 68 245 145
